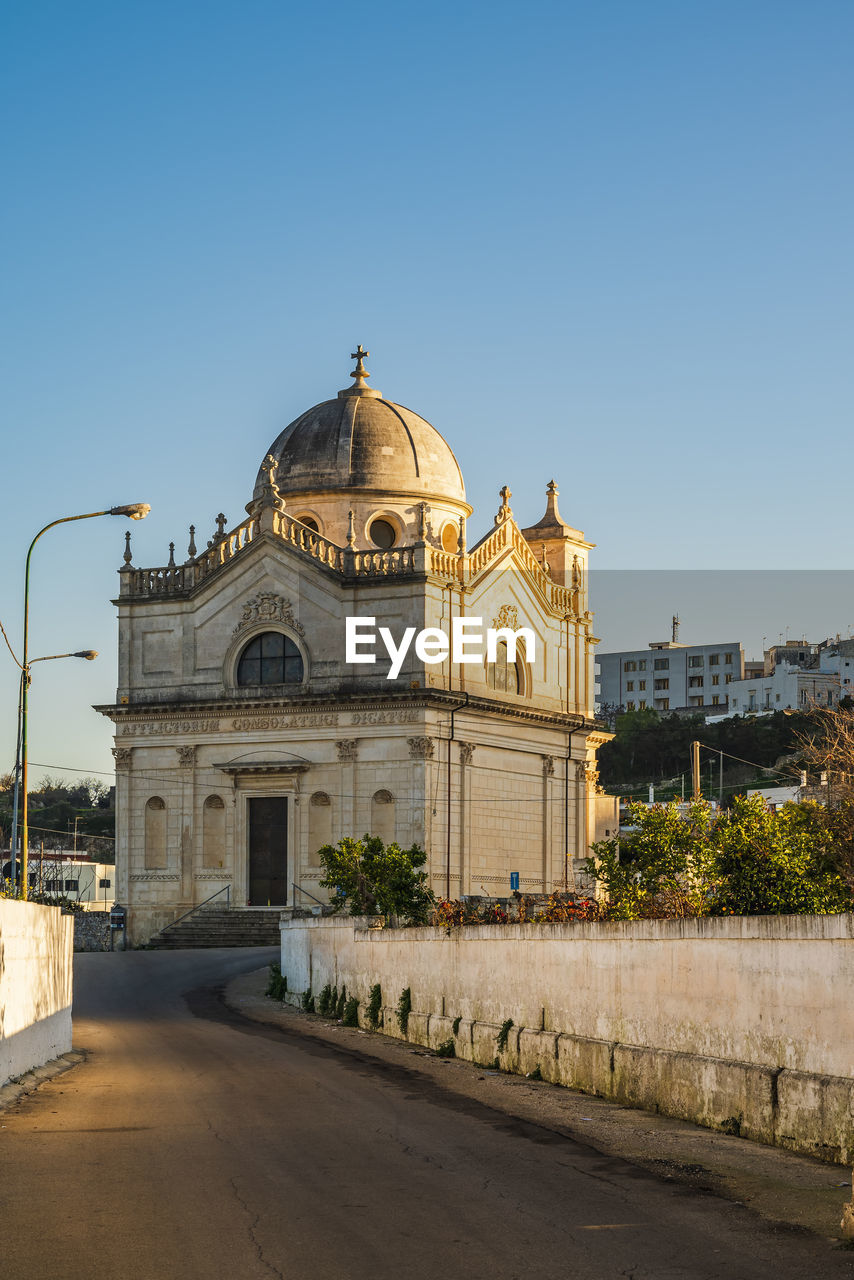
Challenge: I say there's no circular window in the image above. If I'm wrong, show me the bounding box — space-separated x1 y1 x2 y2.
296 516 319 533
441 522 459 553
237 632 304 686
369 519 396 549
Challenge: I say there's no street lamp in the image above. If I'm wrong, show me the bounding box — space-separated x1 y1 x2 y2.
10 651 98 895
14 504 150 899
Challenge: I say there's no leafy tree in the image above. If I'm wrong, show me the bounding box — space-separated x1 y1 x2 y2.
709 795 851 916
588 799 714 919
587 795 854 919
318 835 435 923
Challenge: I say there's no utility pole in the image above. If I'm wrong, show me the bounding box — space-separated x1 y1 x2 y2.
691 740 701 799
719 750 724 806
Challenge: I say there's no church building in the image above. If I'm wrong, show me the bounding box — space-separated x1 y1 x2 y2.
99 350 613 944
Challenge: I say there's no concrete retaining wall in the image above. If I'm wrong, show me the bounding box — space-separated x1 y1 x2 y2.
280 913 854 1163
0 900 73 1086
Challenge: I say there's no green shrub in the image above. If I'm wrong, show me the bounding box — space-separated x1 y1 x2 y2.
317 983 333 1017
496 1018 513 1053
336 985 346 1020
452 1015 462 1036
342 997 360 1027
318 835 435 923
397 987 412 1036
436 1038 455 1058
367 983 383 1029
527 1064 543 1080
265 963 287 1001
301 990 315 1013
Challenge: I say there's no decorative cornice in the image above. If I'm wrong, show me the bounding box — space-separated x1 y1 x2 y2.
215 761 311 776
129 872 180 881
96 689 594 734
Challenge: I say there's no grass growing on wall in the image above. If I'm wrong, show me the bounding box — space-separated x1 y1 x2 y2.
367 983 383 1029
397 987 412 1036
497 1019 513 1053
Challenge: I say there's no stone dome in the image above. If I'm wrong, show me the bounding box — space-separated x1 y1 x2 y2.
257 349 467 507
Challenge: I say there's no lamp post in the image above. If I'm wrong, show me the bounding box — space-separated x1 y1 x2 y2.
15 651 99 896
15 504 150 900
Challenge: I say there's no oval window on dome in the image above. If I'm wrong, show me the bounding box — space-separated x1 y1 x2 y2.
441 522 459 554
237 632 304 686
369 519 396 550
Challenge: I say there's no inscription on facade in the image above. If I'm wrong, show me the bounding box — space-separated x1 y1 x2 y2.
231 713 339 731
350 709 419 725
120 719 221 737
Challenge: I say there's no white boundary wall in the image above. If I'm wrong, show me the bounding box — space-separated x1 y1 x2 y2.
0 901 73 1086
280 913 854 1163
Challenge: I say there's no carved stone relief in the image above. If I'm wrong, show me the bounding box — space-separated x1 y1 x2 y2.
234 592 304 636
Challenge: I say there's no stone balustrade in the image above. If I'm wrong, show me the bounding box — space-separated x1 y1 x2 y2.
119 508 582 617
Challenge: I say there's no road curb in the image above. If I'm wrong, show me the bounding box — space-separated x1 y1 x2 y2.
0 1051 86 1112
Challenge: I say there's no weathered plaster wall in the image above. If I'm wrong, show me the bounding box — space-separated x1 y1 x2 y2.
0 901 73 1086
280 913 854 1163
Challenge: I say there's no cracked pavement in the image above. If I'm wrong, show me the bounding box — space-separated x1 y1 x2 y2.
0 949 851 1279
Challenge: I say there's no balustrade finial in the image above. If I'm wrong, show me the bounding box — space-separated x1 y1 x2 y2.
215 513 228 540
167 541 176 567
347 509 356 549
123 530 133 566
187 524 197 560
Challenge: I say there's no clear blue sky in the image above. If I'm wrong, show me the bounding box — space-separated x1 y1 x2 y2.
2 1 852 781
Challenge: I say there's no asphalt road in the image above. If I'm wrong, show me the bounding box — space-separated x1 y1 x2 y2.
1 949 851 1280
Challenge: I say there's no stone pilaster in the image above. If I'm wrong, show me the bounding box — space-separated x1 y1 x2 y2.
458 742 475 896
176 746 195 904
336 739 359 836
112 746 132 904
541 754 555 892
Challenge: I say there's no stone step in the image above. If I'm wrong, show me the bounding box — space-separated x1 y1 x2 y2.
146 907 282 949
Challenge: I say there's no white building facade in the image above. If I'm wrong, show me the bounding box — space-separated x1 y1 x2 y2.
99 352 612 944
726 639 851 716
596 640 745 715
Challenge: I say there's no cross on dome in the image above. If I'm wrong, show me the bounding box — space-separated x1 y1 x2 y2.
350 344 370 384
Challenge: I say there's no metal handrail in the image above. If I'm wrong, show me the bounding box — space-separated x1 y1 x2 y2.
161 883 230 932
292 882 326 907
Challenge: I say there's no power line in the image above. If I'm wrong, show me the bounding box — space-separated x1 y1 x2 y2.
697 742 793 779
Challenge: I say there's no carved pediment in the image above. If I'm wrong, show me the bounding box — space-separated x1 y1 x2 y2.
491 603 520 631
234 592 304 637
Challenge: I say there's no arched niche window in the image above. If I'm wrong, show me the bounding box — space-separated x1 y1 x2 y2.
371 789 396 844
144 796 167 870
202 794 226 867
237 632 304 686
486 641 526 696
309 791 332 860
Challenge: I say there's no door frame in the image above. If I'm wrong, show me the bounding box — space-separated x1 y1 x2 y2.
236 781 299 907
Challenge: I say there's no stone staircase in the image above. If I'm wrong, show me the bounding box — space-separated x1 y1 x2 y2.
147 905 282 949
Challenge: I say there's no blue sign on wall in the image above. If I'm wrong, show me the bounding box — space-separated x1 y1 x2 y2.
510 871 520 892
